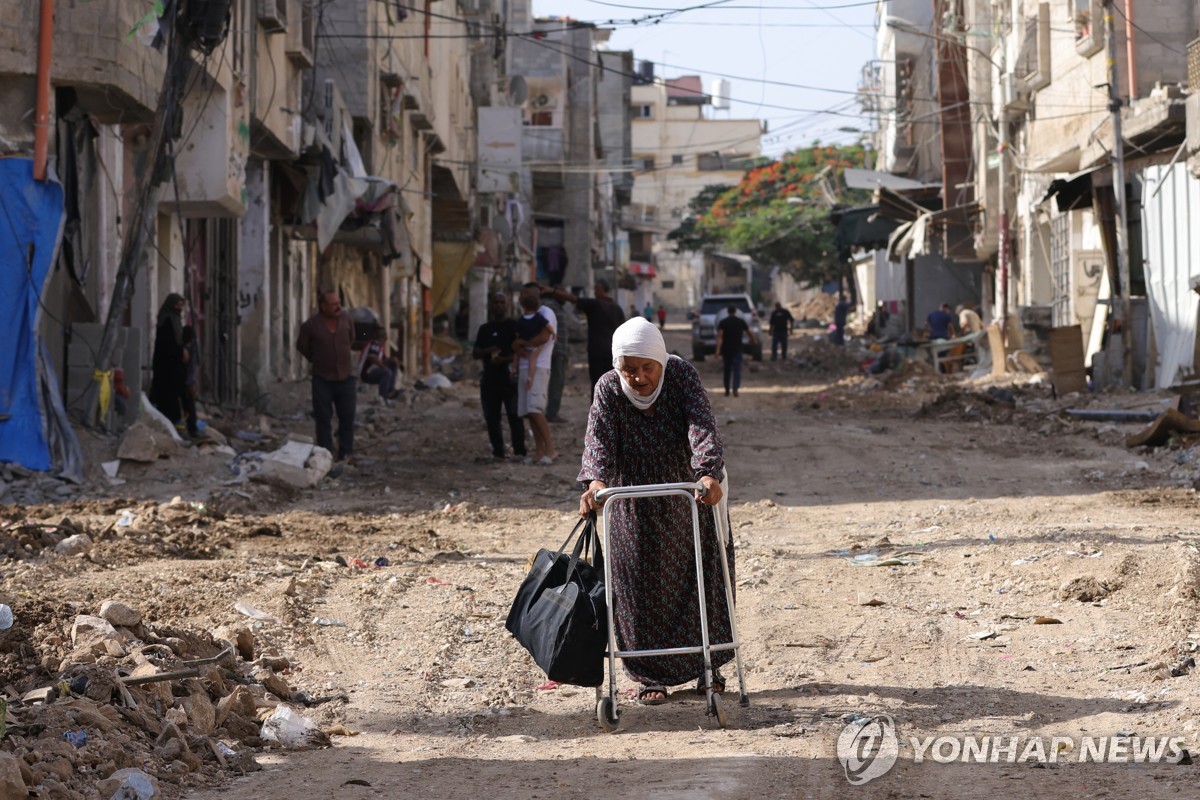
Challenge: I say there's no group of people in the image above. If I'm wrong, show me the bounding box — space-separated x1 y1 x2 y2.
474 280 628 464
155 285 735 706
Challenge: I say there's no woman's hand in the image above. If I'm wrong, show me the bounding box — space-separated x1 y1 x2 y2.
579 480 608 518
696 475 722 506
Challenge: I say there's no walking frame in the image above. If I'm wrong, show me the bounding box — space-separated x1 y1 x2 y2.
592 481 748 731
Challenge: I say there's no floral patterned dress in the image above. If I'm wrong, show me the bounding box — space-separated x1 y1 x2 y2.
578 357 735 687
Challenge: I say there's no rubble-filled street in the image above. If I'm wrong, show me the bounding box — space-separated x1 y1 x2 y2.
3 327 1200 799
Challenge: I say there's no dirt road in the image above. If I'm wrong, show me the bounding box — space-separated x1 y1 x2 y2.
5 325 1200 798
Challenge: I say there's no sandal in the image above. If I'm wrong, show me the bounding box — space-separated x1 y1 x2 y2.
637 685 669 706
695 670 726 696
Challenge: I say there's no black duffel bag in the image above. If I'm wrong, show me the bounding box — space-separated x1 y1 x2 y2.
505 514 607 687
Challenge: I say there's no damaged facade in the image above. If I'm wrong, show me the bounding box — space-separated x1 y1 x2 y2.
0 0 636 444
859 0 1200 390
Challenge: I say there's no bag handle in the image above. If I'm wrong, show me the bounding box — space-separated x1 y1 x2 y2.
553 514 589 559
559 513 599 594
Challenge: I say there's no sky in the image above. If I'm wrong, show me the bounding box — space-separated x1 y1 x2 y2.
531 0 879 158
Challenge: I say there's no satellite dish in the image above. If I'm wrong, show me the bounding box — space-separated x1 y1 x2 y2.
507 75 528 106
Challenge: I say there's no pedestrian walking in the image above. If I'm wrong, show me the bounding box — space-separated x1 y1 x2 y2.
657 305 667 329
472 292 526 460
297 290 356 462
577 316 732 704
768 302 794 361
715 306 756 397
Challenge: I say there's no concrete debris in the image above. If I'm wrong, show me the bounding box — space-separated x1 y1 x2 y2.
253 441 334 488
70 615 121 650
54 533 93 557
116 422 182 463
98 768 158 800
99 599 142 628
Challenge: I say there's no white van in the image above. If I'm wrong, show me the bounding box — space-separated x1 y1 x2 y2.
691 293 763 361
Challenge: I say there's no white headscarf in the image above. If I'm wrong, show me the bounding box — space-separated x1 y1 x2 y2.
611 317 674 411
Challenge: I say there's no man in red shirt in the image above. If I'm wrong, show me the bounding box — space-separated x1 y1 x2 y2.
297 291 356 461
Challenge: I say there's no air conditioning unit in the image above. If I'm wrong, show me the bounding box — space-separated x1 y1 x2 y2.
259 0 288 33
1002 73 1031 113
286 0 315 66
531 92 558 109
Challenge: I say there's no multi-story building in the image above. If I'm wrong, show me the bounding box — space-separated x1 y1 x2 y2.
0 0 505 441
865 0 1200 388
627 69 762 312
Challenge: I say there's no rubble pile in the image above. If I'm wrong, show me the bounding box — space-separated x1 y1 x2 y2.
916 386 1024 422
0 494 439 798
790 293 837 324
792 336 865 376
0 593 337 800
1 465 83 507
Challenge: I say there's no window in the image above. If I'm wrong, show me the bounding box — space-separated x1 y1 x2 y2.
1072 0 1102 56
697 152 753 171
530 111 554 127
634 156 655 172
661 280 676 289
632 104 654 119
671 154 684 166
1015 3 1051 91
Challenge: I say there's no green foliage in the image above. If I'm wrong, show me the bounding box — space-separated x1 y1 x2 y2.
672 144 871 286
666 184 729 253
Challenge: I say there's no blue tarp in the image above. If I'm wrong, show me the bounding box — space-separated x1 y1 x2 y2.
0 157 65 471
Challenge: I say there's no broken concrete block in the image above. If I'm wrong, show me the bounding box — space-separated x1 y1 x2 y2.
70 615 119 649
55 533 93 557
215 685 257 727
97 767 159 800
212 624 254 662
179 691 217 735
99 599 142 628
255 442 333 488
0 753 28 800
116 422 182 463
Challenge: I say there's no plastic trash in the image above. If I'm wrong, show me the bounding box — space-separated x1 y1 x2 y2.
261 705 323 749
0 604 12 631
117 511 135 528
312 617 346 627
63 729 87 748
233 601 279 624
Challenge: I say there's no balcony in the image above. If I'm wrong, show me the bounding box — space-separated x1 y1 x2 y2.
522 127 564 164
0 0 165 123
621 204 671 232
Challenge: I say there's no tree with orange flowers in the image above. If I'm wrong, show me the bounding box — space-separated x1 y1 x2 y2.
668 143 869 286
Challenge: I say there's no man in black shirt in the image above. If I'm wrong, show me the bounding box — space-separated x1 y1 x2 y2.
768 302 795 361
715 306 757 397
472 292 526 460
542 279 626 396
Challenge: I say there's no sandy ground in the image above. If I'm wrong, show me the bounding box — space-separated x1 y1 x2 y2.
5 324 1200 798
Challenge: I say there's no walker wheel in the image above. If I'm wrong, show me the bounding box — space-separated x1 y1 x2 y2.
709 693 727 728
597 697 620 732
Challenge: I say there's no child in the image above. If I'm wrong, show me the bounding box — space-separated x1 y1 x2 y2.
512 292 556 464
513 299 549 389
180 326 200 438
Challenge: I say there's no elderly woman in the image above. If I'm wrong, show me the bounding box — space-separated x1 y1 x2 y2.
578 317 733 705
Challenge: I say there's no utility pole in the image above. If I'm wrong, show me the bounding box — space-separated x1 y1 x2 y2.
1103 0 1134 386
83 6 190 428
996 55 1010 342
